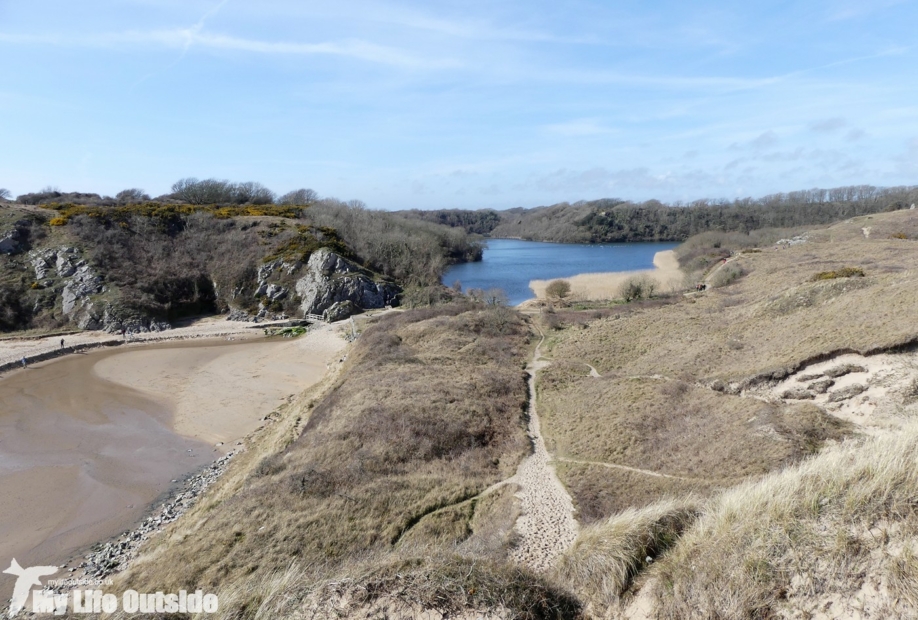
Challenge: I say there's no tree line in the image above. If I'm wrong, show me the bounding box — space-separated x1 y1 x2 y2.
12 179 320 207
398 184 918 243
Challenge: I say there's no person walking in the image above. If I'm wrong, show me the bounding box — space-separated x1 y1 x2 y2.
20 357 26 368
60 338 65 350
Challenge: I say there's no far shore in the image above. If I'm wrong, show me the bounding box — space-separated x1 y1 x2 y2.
528 249 683 301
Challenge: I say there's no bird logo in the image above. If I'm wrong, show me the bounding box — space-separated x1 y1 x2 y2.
3 559 58 617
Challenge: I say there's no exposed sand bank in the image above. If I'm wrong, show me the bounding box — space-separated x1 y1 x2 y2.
528 250 683 301
0 324 345 596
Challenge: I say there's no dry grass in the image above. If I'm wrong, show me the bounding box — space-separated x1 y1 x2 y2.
648 423 918 619
532 211 918 616
548 210 918 383
538 370 848 522
67 209 918 619
553 499 699 615
104 303 585 618
213 555 580 620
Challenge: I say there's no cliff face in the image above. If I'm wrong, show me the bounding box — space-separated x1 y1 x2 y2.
294 248 400 320
0 204 412 333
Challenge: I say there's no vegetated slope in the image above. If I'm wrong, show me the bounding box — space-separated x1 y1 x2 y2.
540 209 918 617
0 200 480 332
400 185 918 243
110 304 580 619
397 208 504 235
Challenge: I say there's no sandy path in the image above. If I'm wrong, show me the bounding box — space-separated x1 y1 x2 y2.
509 329 579 572
528 250 682 301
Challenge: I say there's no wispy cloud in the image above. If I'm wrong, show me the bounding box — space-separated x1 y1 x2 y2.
543 119 617 137
366 10 602 45
0 29 454 69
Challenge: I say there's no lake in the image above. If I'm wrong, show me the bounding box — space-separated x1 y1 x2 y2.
442 239 680 305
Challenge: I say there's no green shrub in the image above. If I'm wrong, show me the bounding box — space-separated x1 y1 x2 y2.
619 275 656 302
811 267 866 281
710 264 745 288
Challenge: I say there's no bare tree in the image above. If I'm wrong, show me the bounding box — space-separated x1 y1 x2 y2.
0 189 11 200
116 188 150 203
484 288 508 306
171 178 235 204
545 279 571 299
278 188 318 205
233 182 276 205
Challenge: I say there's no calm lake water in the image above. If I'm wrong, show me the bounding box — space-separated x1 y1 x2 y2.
443 239 679 305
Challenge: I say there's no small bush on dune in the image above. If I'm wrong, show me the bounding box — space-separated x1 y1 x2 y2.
619 275 656 302
709 263 745 288
546 279 572 299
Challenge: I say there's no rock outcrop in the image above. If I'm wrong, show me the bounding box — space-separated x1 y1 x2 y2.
24 246 171 333
29 247 105 320
0 229 21 254
295 249 399 320
0 219 30 255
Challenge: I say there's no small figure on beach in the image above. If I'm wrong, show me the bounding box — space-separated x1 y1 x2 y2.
60 338 64 349
20 357 26 368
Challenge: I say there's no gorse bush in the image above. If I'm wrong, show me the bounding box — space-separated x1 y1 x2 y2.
811 266 866 281
41 202 303 226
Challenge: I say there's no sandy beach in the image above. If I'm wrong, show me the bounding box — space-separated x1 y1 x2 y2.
0 323 345 591
528 249 683 301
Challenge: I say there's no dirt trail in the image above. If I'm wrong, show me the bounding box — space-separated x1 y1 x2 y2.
584 362 601 378
509 328 579 572
555 457 704 482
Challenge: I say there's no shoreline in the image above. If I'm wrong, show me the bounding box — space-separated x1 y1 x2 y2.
0 316 304 376
0 320 347 600
527 249 683 301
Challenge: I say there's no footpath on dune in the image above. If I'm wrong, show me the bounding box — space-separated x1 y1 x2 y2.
509 327 579 571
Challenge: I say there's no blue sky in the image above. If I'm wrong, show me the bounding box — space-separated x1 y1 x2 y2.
1 0 916 209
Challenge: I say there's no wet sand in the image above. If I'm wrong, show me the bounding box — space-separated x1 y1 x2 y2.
528 250 683 300
0 327 344 593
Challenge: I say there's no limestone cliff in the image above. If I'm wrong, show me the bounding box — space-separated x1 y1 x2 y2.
294 248 400 320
